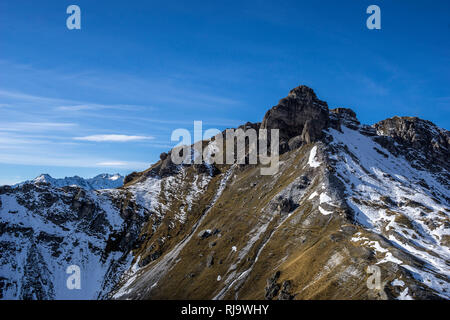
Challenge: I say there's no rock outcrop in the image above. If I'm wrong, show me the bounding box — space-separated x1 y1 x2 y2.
261 85 329 152
374 116 450 174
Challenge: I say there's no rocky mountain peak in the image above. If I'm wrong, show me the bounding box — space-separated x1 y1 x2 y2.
287 85 320 100
261 85 329 153
373 116 450 173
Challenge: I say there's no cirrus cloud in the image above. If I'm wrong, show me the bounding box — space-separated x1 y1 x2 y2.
73 134 154 142
96 161 131 167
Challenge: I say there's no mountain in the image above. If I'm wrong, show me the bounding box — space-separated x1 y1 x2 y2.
13 173 124 190
0 183 148 299
1 85 448 300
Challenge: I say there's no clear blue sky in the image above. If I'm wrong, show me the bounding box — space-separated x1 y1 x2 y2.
0 0 449 185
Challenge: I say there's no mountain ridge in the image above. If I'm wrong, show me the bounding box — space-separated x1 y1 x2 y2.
1 85 448 300
12 173 125 191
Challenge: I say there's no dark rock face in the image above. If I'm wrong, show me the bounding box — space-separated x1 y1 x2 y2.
261 85 329 152
278 280 294 300
264 271 281 300
147 151 179 178
373 117 450 174
329 108 360 130
124 172 140 185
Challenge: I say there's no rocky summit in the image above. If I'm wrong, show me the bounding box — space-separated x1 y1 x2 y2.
1 85 449 300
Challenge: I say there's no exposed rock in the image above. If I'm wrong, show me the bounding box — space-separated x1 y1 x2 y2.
198 229 212 239
288 135 303 150
330 107 360 130
278 280 294 300
264 271 281 300
261 85 329 152
373 116 450 174
124 171 140 185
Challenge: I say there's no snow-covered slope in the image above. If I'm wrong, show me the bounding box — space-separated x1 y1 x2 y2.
327 124 449 299
0 183 148 299
13 174 124 190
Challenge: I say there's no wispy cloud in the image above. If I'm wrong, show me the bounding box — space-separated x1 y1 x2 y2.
0 122 77 132
56 105 104 112
55 103 148 112
0 89 63 103
0 152 150 170
96 161 134 167
73 134 154 142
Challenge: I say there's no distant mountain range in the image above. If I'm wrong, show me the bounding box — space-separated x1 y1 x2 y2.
13 173 124 190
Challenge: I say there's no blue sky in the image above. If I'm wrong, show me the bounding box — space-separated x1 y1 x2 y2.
0 0 449 185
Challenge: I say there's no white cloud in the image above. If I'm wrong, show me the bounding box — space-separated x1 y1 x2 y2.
55 103 146 112
0 122 77 132
73 134 154 142
56 105 96 111
96 161 129 167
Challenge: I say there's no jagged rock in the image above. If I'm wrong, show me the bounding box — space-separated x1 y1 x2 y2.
278 280 294 300
374 116 450 173
264 271 281 300
276 197 297 214
330 107 360 130
261 85 329 152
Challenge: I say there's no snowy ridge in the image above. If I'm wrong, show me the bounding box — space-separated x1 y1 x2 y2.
329 125 450 298
13 173 124 190
0 183 146 299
